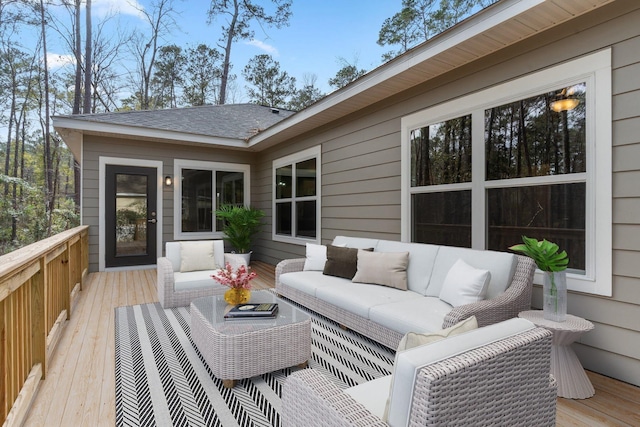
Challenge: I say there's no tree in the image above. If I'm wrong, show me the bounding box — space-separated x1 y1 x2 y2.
242 54 295 108
287 73 324 111
83 0 92 113
207 0 292 105
151 44 185 108
182 44 222 106
128 0 180 110
328 57 367 90
378 0 496 61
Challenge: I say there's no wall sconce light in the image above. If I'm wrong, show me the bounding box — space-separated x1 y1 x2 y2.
164 175 173 187
550 86 580 112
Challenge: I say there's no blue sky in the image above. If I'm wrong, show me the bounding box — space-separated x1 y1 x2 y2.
44 0 402 101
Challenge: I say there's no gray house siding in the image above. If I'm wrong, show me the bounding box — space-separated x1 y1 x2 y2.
82 135 253 271
253 3 640 386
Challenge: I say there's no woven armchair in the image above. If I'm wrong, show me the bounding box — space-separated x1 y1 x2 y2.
283 319 556 427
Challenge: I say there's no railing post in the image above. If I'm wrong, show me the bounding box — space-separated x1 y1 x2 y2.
1 297 6 420
32 261 46 379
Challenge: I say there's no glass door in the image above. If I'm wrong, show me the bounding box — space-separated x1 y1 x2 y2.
105 165 157 267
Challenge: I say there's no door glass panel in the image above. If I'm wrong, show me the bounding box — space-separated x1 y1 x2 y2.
115 173 148 256
216 171 244 230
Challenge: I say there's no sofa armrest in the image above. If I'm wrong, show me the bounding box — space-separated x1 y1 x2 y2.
157 257 175 308
275 258 306 286
282 370 387 427
443 255 536 328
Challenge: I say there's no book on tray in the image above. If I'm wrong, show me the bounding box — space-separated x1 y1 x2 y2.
224 303 279 319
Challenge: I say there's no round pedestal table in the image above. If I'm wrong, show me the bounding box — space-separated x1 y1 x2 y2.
518 310 595 399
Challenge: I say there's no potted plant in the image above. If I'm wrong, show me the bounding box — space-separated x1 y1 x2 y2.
215 204 265 264
509 236 569 322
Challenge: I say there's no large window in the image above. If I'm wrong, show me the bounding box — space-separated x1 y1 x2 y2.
401 50 612 296
273 146 321 244
174 159 250 240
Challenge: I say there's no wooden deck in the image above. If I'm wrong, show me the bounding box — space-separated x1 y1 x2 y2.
23 262 640 426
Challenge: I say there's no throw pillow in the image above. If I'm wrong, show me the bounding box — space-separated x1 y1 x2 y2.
303 243 328 271
439 259 491 307
396 315 478 352
323 245 372 279
383 316 478 422
179 241 217 272
352 250 410 290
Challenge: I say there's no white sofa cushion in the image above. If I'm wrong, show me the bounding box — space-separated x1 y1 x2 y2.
166 240 225 272
279 271 344 296
352 250 410 290
426 246 517 299
303 243 327 271
173 270 225 292
344 375 392 420
315 281 416 319
438 259 491 307
332 236 380 251
375 240 440 295
368 297 454 335
386 318 536 427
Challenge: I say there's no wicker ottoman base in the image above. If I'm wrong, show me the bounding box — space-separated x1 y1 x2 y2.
190 292 312 388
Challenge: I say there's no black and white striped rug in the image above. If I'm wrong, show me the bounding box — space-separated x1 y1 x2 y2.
114 302 394 426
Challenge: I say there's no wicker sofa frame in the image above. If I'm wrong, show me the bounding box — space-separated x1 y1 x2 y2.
275 254 536 349
283 326 557 426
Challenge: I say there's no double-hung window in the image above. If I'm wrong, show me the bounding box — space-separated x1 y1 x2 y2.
401 50 612 296
174 159 250 240
273 146 321 244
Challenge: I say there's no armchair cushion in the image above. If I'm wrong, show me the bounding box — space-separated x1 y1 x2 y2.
344 376 392 420
179 241 217 272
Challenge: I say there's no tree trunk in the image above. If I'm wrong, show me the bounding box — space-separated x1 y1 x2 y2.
83 0 92 113
218 0 240 105
39 0 54 236
73 0 82 114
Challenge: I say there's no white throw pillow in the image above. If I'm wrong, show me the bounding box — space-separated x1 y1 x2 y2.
396 315 478 352
179 241 217 272
352 250 410 290
303 243 327 271
439 259 491 307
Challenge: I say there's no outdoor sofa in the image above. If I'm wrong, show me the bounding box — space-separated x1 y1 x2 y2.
157 240 246 308
276 236 536 349
283 317 557 426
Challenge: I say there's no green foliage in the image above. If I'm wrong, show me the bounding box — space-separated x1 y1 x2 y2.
243 54 296 108
215 205 265 254
509 236 569 272
328 60 367 90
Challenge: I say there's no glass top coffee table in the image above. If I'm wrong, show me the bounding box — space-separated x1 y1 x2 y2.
190 290 311 388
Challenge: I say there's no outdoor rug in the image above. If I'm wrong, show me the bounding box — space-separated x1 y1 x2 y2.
114 301 395 426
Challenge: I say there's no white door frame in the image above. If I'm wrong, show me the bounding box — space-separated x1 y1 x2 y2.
98 156 164 272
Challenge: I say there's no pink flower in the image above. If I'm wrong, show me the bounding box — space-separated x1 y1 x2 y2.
211 262 257 290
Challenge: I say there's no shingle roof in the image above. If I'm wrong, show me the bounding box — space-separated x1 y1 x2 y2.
56 104 295 141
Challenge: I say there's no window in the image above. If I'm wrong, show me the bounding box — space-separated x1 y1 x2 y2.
174 159 250 240
273 146 321 244
401 50 612 296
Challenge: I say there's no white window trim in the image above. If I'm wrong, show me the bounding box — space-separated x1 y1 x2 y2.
173 159 250 240
401 49 612 296
98 156 164 272
272 145 321 245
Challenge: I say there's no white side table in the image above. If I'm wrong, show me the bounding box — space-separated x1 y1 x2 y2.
518 310 595 399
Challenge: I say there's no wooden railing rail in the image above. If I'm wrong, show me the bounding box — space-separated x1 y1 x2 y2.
0 225 89 427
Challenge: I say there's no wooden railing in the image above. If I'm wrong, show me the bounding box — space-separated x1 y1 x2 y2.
0 226 89 426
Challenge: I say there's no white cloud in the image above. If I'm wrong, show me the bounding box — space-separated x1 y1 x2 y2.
92 0 146 20
46 53 75 69
246 39 279 56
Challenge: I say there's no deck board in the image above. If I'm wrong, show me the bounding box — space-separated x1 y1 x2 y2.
23 262 640 426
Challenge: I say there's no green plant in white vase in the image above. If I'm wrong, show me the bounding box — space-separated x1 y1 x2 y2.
510 236 569 322
215 205 265 263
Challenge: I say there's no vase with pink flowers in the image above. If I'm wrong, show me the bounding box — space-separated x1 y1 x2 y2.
211 262 257 305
